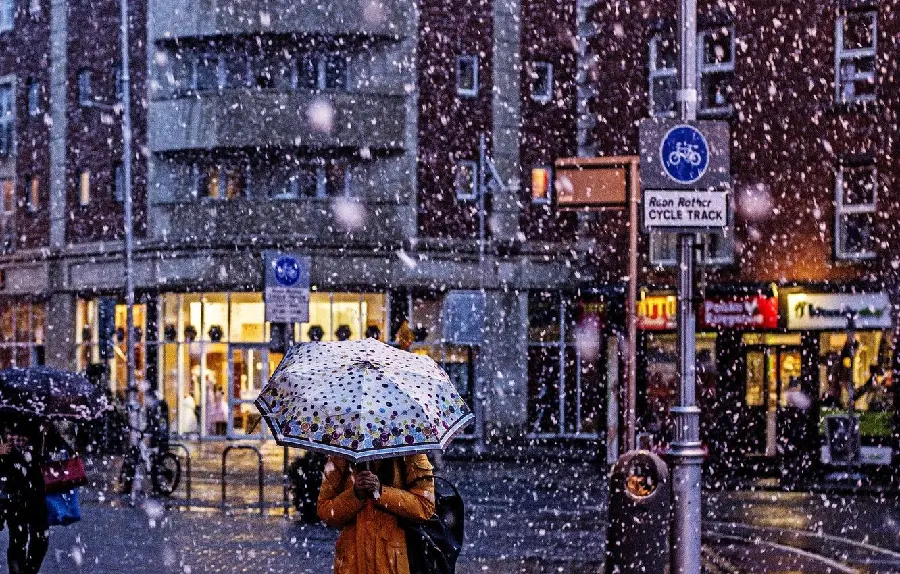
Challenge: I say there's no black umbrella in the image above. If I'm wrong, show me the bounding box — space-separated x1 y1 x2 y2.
0 367 111 420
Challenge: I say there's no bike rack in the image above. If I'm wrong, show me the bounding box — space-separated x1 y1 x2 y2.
168 442 192 509
221 444 265 515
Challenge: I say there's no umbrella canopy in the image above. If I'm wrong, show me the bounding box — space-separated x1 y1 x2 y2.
0 366 110 420
256 339 474 462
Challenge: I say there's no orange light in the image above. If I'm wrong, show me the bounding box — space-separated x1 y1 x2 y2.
531 167 549 201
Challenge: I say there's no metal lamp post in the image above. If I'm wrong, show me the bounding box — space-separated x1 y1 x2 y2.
669 0 706 571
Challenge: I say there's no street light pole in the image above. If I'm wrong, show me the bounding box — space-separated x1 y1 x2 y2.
119 0 139 487
669 0 705 571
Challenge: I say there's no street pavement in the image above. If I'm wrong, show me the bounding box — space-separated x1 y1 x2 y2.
1 453 898 573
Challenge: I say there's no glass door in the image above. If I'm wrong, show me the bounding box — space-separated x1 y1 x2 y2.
228 344 269 439
745 346 802 456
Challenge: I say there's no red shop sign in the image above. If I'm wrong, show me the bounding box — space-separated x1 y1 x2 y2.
700 296 778 330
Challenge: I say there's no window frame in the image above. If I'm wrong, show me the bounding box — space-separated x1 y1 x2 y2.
834 162 877 260
835 11 877 105
529 61 553 103
455 54 479 98
648 33 677 118
697 26 736 115
453 159 478 201
0 81 14 158
77 70 93 107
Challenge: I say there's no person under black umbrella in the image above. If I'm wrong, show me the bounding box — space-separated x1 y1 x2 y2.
0 414 49 574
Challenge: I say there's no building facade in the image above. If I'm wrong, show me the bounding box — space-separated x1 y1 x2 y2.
0 0 896 472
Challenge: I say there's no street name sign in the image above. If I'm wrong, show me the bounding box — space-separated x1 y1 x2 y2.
264 251 311 323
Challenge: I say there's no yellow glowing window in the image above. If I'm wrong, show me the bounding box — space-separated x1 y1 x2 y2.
29 176 39 211
531 166 551 203
79 170 91 205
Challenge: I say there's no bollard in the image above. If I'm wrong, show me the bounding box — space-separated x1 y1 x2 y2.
606 450 670 574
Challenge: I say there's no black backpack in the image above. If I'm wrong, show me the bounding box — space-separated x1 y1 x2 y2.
401 468 464 574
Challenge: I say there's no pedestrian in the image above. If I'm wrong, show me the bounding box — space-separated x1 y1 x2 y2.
0 415 49 574
318 454 435 574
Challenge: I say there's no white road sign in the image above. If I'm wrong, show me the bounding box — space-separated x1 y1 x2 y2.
642 190 729 230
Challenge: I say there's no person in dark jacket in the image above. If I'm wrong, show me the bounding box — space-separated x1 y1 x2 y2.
0 415 49 574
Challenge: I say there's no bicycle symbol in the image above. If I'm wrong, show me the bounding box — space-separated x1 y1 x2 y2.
667 142 703 167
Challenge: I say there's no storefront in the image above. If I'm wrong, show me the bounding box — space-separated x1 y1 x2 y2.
77 291 389 440
784 292 895 466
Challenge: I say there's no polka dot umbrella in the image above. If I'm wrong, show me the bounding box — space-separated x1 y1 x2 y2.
255 339 474 463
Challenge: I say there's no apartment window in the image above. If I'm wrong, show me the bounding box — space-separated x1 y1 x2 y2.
454 160 477 200
114 63 125 102
79 170 91 205
298 54 348 91
201 164 245 200
835 163 876 259
531 166 551 204
649 33 677 117
698 26 735 114
113 164 124 202
223 52 249 89
836 11 877 104
27 176 38 212
650 230 734 266
77 70 92 106
1 179 13 217
0 0 13 32
195 53 221 92
529 62 553 103
27 79 40 117
0 83 13 157
456 55 478 97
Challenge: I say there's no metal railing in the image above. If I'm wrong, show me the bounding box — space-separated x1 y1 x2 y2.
168 442 192 509
221 444 265 515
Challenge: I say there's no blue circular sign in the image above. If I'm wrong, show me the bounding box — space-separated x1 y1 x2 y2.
659 125 709 184
273 256 301 287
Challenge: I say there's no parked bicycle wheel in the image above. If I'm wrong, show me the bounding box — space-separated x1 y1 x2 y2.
151 451 181 496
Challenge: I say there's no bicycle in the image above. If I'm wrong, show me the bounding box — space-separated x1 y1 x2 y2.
118 401 181 497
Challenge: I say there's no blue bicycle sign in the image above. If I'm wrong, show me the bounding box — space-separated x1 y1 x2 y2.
272 256 301 287
659 125 709 184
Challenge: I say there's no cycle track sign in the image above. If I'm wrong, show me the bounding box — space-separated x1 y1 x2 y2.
660 124 709 184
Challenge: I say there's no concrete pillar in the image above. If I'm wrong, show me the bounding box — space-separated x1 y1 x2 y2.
45 291 76 370
49 0 68 248
479 289 528 443
491 0 521 241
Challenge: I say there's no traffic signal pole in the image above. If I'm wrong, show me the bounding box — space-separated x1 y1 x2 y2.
670 0 705 571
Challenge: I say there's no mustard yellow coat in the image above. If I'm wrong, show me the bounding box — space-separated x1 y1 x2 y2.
318 455 436 574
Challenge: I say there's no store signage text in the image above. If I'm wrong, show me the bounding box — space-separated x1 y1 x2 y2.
701 296 778 329
786 293 892 330
637 295 677 330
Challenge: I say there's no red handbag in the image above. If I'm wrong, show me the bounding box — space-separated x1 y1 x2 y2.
42 457 87 493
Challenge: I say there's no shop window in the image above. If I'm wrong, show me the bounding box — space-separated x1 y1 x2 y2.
526 292 604 436
698 26 735 114
456 54 478 97
454 160 477 200
529 62 553 103
531 166 551 204
835 163 876 260
0 82 14 158
0 301 46 369
76 297 147 399
79 170 91 205
648 32 676 117
836 11 877 104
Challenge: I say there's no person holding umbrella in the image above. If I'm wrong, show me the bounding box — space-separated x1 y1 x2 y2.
256 338 473 574
0 414 49 574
